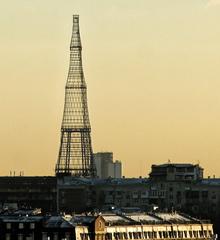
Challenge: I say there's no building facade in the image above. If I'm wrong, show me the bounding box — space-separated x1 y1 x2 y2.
0 211 214 240
0 177 56 212
57 177 150 213
1 163 220 234
149 163 204 181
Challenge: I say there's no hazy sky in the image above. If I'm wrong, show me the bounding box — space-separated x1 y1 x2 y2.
1 0 220 177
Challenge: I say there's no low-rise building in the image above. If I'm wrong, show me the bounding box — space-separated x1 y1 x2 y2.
0 211 215 240
1 163 220 235
0 176 57 212
57 177 150 213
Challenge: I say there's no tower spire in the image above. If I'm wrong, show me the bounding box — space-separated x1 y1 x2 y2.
55 15 96 177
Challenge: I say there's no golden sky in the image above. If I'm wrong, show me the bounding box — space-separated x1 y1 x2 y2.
1 0 220 177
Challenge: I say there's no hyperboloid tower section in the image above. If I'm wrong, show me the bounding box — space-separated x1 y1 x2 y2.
55 15 96 177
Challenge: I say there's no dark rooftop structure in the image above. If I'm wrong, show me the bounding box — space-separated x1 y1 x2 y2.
149 163 203 181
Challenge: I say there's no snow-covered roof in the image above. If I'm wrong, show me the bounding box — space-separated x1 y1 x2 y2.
126 214 160 223
155 213 191 223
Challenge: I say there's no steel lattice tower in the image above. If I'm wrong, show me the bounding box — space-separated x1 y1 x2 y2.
55 15 96 177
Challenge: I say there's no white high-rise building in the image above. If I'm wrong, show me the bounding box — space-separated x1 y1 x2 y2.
114 160 122 178
93 152 122 178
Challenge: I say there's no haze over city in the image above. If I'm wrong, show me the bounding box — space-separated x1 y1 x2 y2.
1 0 220 177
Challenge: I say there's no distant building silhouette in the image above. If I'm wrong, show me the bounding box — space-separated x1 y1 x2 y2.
93 152 122 178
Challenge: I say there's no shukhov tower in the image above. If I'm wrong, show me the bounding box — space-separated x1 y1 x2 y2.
56 15 96 177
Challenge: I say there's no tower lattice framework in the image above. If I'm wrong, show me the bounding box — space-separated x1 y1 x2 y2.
56 15 96 177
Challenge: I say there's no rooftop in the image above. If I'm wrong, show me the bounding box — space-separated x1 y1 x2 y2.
0 211 209 226
152 163 201 168
58 177 149 186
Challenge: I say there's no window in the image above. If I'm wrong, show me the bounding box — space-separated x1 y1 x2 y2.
189 231 192 238
105 233 112 240
30 223 35 229
18 234 23 240
19 223 24 229
5 234 11 240
54 233 59 240
168 167 174 173
163 231 168 238
212 194 216 200
178 231 183 238
133 232 138 239
147 232 153 239
173 231 177 238
193 231 198 238
199 231 203 238
119 233 123 239
176 167 185 173
187 167 194 172
81 233 90 240
202 191 208 198
123 233 128 239
6 223 11 230
80 233 84 240
168 231 172 238
114 233 119 240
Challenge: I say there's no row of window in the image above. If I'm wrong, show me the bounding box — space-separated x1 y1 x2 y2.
6 222 35 230
5 232 71 240
149 190 165 197
5 233 33 240
80 230 213 240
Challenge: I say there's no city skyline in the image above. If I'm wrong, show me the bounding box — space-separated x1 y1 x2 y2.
1 0 220 177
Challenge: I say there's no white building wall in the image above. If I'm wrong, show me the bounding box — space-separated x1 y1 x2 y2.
114 161 122 178
94 155 102 178
107 162 115 178
94 152 122 178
